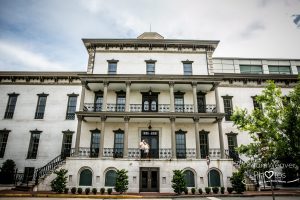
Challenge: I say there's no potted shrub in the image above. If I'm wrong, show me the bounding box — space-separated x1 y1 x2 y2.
184 187 188 194
115 169 129 194
198 188 203 194
227 187 233 194
100 188 105 194
107 188 112 195
92 188 97 195
71 187 76 194
85 188 90 195
212 187 219 194
77 187 83 194
191 188 196 194
64 188 69 194
205 187 211 194
221 187 225 194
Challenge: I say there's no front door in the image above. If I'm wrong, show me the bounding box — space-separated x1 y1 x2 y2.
141 130 159 158
140 167 159 192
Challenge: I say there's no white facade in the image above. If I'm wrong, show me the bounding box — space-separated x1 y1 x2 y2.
0 32 299 192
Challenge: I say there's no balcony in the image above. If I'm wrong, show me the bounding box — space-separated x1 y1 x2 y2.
198 104 217 113
175 104 194 113
103 148 124 158
129 104 170 112
176 148 196 159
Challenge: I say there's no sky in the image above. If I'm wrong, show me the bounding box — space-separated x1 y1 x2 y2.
0 0 299 71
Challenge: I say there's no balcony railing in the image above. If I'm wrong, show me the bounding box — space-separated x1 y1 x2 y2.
129 104 170 112
70 147 99 158
209 148 222 158
106 104 125 112
198 104 217 113
176 148 196 159
103 148 124 158
83 103 102 112
175 104 194 113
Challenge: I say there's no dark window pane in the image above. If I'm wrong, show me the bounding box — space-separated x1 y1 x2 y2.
0 131 9 158
183 63 192 75
4 95 18 119
200 133 209 158
79 169 92 186
114 131 124 158
61 133 73 158
108 62 117 74
35 96 47 119
27 132 41 159
23 167 34 183
223 97 233 121
184 170 195 187
268 66 291 74
90 131 100 157
105 170 117 186
240 65 263 74
146 63 155 74
66 96 77 120
176 132 186 158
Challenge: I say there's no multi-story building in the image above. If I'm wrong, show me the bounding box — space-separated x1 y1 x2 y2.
0 32 299 192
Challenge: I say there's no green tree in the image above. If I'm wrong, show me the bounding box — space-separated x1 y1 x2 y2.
50 169 68 193
231 80 300 181
171 170 186 194
230 168 245 194
114 169 128 194
0 159 16 184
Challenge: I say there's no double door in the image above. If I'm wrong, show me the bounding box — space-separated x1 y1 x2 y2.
140 167 159 192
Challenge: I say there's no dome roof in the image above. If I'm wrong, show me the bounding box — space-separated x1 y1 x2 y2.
137 32 164 39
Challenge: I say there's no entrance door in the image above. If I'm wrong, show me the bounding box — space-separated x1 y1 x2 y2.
140 167 159 192
141 130 159 158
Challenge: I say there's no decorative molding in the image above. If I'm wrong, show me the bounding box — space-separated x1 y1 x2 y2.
182 60 194 64
37 92 49 97
221 95 233 99
90 128 100 133
113 128 124 133
145 59 157 63
225 131 238 135
8 92 19 96
30 129 42 133
107 59 119 63
199 129 210 135
62 129 75 134
175 129 187 134
67 93 79 97
0 128 11 133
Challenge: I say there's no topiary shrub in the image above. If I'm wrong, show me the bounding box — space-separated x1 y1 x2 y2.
212 187 219 194
205 187 211 194
100 188 105 194
227 187 233 194
0 159 16 184
230 170 245 194
71 187 76 194
198 188 203 194
114 169 129 194
77 187 82 194
85 188 90 195
191 188 196 194
50 169 68 193
64 188 69 194
221 186 225 194
184 187 188 194
107 188 112 195
92 188 97 195
171 170 186 195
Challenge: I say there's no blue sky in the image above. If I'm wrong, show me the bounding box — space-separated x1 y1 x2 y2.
0 0 299 71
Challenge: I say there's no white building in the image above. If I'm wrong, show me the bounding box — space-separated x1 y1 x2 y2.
0 32 299 192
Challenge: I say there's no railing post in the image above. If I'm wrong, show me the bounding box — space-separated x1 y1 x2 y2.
192 82 198 113
102 81 109 111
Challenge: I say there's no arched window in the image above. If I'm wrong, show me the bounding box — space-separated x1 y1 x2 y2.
184 170 195 187
79 169 92 186
144 101 149 111
105 170 117 186
208 169 221 187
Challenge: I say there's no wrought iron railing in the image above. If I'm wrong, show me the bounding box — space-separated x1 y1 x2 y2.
66 113 75 120
175 104 194 113
198 104 217 113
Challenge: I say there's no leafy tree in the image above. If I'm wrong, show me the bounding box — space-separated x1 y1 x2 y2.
230 168 245 194
50 169 68 193
231 79 300 184
114 169 128 194
0 159 16 184
171 170 186 194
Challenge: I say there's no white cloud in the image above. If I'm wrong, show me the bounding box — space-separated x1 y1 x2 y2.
0 40 70 71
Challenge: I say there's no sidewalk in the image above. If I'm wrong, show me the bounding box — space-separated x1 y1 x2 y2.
0 189 299 198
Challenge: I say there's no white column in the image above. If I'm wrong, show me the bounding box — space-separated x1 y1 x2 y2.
170 117 176 158
99 116 106 158
194 117 200 159
125 81 131 112
123 116 130 158
215 86 225 158
169 82 175 112
102 81 108 111
192 82 198 113
74 116 82 155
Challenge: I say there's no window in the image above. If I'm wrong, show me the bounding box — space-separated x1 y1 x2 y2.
176 129 186 158
227 132 239 161
4 93 19 119
66 95 78 120
252 96 262 110
105 170 117 186
61 131 73 158
222 96 233 121
107 60 118 74
0 129 10 158
90 129 100 158
35 93 48 119
116 91 125 112
23 167 34 183
268 66 291 74
199 130 209 159
174 92 184 112
182 61 193 75
240 65 263 74
79 169 92 186
146 60 156 74
184 170 195 187
297 66 300 74
94 92 103 112
113 129 124 158
27 130 41 159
